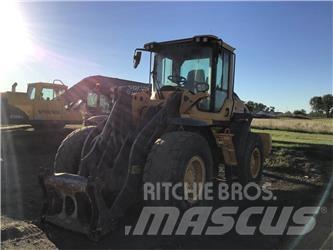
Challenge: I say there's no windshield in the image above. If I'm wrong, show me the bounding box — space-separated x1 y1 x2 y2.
153 45 213 93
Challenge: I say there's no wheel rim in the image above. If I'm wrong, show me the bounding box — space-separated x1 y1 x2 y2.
184 156 206 203
250 147 261 179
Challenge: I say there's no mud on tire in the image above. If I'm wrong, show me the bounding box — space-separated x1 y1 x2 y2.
143 131 213 208
53 126 96 174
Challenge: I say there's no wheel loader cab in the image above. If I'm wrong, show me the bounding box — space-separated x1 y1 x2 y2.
135 35 243 123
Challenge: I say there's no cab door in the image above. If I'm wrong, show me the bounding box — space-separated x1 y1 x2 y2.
184 48 235 123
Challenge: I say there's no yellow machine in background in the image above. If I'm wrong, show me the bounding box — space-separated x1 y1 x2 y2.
1 80 83 129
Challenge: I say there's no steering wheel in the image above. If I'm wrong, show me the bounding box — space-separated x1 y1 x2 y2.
167 75 187 86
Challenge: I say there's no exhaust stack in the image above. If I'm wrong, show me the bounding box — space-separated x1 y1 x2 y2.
11 82 17 92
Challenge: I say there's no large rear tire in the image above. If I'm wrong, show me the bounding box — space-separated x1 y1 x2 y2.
53 126 96 174
143 131 213 208
238 133 264 185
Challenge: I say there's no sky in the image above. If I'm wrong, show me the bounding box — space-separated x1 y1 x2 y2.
0 1 332 112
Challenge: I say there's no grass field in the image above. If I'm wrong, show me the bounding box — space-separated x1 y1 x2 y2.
252 118 333 135
252 128 333 146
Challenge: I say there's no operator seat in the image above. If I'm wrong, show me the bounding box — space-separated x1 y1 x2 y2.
185 69 205 93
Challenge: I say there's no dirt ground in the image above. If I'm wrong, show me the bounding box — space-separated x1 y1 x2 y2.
1 126 332 249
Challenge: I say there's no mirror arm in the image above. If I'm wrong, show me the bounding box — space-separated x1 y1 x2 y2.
133 48 162 99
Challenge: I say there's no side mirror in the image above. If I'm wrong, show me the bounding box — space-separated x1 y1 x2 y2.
133 51 142 69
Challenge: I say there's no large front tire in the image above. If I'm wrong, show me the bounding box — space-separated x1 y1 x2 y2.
53 126 96 174
143 131 213 208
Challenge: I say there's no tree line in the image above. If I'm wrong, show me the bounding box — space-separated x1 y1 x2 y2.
310 94 333 118
245 94 333 118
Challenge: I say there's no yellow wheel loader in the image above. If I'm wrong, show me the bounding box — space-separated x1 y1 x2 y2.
40 35 272 240
1 80 82 129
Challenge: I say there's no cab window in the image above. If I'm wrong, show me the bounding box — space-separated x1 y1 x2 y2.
214 50 230 112
27 87 36 100
154 46 213 111
222 51 230 90
180 58 212 111
160 58 173 85
180 58 211 90
87 92 98 108
100 94 111 113
41 88 55 101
